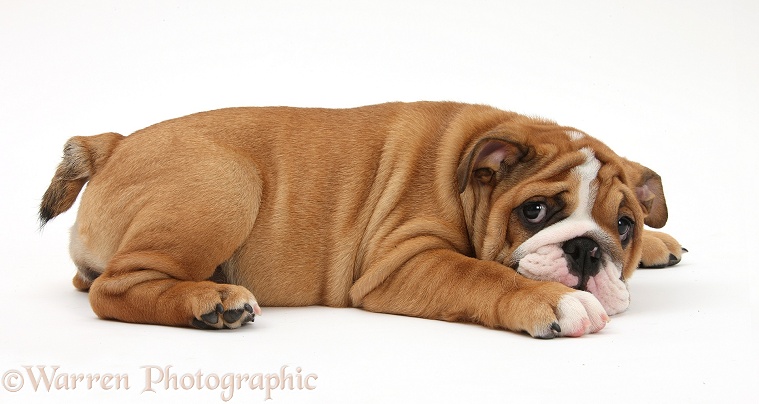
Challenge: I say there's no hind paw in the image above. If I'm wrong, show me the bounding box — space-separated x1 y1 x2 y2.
190 284 262 329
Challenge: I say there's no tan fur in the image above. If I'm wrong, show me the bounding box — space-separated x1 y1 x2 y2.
640 230 684 268
40 102 683 337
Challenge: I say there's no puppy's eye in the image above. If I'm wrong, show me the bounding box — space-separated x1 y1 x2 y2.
618 216 634 243
522 202 548 224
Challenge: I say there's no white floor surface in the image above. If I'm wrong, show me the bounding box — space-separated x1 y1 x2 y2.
1 1 757 403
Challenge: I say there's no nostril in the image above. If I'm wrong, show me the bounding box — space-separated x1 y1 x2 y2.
563 243 582 261
589 246 600 260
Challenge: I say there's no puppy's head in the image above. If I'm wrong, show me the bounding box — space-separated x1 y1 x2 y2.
457 122 667 315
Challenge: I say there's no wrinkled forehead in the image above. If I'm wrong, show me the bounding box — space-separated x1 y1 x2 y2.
525 133 633 213
519 127 627 181
494 123 633 201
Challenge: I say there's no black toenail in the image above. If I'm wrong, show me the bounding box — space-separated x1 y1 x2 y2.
244 303 253 313
241 313 254 325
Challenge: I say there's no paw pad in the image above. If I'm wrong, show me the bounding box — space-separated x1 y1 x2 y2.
192 302 257 330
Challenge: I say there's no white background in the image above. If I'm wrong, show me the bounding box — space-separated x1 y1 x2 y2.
1 0 757 403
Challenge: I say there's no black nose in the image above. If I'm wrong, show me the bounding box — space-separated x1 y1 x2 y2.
562 237 602 290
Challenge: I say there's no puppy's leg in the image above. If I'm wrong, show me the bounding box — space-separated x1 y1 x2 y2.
72 267 97 291
90 252 261 329
83 157 264 329
639 229 686 268
358 249 608 338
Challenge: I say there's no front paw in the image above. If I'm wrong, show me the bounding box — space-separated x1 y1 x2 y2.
503 283 609 339
639 230 686 268
533 290 609 339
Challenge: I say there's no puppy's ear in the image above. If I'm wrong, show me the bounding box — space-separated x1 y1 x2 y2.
456 138 526 194
624 159 668 228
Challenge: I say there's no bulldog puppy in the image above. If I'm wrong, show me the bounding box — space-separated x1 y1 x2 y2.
40 102 683 338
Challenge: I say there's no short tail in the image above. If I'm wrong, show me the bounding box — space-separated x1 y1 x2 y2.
39 132 125 226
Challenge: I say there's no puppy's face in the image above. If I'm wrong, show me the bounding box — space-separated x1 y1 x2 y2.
458 126 667 315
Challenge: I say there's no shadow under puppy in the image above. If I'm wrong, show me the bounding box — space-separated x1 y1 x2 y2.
40 101 684 338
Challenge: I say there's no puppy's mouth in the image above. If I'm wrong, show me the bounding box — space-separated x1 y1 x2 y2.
511 237 603 291
511 237 631 315
512 244 582 289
